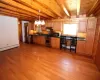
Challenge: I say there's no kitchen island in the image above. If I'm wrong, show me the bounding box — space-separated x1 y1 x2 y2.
30 33 61 49
29 33 86 53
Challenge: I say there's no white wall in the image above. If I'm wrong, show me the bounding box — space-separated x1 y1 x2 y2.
0 15 19 51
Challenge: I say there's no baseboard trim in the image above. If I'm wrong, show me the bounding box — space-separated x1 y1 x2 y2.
0 44 19 51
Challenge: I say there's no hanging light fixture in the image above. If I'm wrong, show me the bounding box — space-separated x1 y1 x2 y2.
34 10 45 25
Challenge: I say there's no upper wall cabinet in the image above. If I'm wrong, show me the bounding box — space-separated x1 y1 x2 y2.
78 19 87 32
45 21 53 27
52 21 62 31
87 17 97 30
45 21 62 31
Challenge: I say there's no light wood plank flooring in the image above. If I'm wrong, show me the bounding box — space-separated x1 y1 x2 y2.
0 43 100 80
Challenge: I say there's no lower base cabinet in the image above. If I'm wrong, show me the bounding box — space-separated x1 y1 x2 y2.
33 36 60 49
76 41 86 55
51 37 60 49
33 36 45 45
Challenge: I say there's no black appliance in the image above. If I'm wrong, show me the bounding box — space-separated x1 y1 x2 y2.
53 33 59 37
46 27 54 36
45 35 51 47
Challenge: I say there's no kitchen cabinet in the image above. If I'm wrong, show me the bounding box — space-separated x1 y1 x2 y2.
85 30 96 56
78 19 87 32
33 36 37 43
77 17 97 56
51 37 60 49
39 36 45 45
94 17 100 71
33 36 45 45
76 41 86 55
52 21 62 31
45 21 53 27
93 18 100 58
76 17 97 56
87 17 97 30
85 17 97 56
95 28 100 71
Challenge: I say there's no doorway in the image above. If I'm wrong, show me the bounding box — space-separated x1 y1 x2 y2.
24 23 28 43
22 21 29 43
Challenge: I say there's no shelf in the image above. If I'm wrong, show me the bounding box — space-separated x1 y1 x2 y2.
60 36 77 52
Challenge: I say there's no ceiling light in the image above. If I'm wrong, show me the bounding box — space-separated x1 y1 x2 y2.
34 10 45 25
77 0 81 15
62 5 70 17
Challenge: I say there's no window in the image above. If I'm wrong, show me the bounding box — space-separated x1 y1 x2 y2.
63 24 78 36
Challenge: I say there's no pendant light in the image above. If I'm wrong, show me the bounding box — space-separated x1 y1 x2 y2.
34 10 45 25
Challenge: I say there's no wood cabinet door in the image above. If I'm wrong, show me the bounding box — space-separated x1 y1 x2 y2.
33 36 45 45
85 30 95 56
33 36 37 43
78 19 87 32
52 21 62 31
85 17 97 56
36 36 40 44
87 17 97 30
40 36 45 45
95 35 100 71
76 41 86 55
45 21 53 27
55 38 60 48
51 37 60 49
51 37 56 48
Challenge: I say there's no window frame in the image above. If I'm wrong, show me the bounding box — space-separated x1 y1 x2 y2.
62 22 78 36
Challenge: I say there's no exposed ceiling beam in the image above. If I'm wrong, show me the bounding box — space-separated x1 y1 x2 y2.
55 0 67 17
0 8 34 19
0 0 98 19
55 0 70 17
33 0 63 18
0 0 49 18
0 1 38 18
93 1 100 16
87 0 99 16
14 0 56 18
94 6 100 16
0 12 32 21
77 0 81 16
0 7 36 18
62 5 70 17
0 2 48 20
33 0 58 17
0 9 33 20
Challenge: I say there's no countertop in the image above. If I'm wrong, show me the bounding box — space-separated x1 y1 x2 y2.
29 33 86 40
30 33 61 38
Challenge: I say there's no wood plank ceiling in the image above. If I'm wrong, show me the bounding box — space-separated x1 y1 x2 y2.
0 0 100 21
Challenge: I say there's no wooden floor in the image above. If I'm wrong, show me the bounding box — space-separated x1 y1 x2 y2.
0 43 100 80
